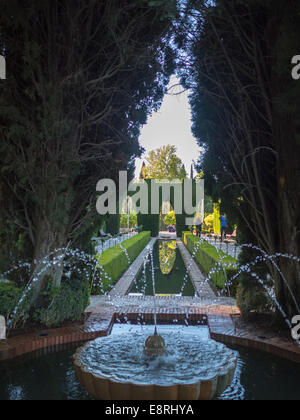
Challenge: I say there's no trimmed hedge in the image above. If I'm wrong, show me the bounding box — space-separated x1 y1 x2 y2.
183 232 239 295
106 214 120 235
94 231 151 293
137 214 159 237
175 213 189 238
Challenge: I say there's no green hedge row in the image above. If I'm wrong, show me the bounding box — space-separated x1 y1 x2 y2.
94 231 151 294
183 232 239 295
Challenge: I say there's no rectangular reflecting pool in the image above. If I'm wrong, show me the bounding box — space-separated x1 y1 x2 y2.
129 240 196 297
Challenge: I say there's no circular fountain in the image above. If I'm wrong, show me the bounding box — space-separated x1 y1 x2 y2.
144 327 167 356
73 330 237 400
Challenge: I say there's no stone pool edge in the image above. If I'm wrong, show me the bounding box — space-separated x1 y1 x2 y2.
1 310 300 365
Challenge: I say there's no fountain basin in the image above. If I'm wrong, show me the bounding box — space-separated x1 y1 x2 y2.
159 233 173 239
73 332 237 400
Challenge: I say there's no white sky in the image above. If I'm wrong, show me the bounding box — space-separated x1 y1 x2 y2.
134 75 203 178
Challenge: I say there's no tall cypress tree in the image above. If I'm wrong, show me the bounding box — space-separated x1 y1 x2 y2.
178 0 300 317
0 0 176 301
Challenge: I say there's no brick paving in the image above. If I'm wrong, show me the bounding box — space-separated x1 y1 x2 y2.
209 315 300 364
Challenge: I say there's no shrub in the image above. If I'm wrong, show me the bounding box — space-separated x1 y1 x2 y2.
236 283 270 316
164 210 176 226
94 231 151 294
204 214 214 231
120 213 138 229
183 232 239 295
0 281 23 320
35 275 90 328
213 203 221 235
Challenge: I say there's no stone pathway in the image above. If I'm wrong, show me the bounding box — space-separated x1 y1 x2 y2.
108 237 157 297
203 236 241 259
93 232 138 255
177 239 217 300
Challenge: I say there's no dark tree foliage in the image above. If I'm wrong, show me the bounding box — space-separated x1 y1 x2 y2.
0 0 176 300
177 0 300 317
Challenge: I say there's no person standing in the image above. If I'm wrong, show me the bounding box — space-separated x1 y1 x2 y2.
195 216 202 238
219 214 228 240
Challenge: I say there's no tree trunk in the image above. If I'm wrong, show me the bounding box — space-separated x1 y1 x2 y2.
275 114 300 319
30 216 68 305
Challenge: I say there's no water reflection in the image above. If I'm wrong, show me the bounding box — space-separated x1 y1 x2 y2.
159 241 177 275
130 239 195 296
